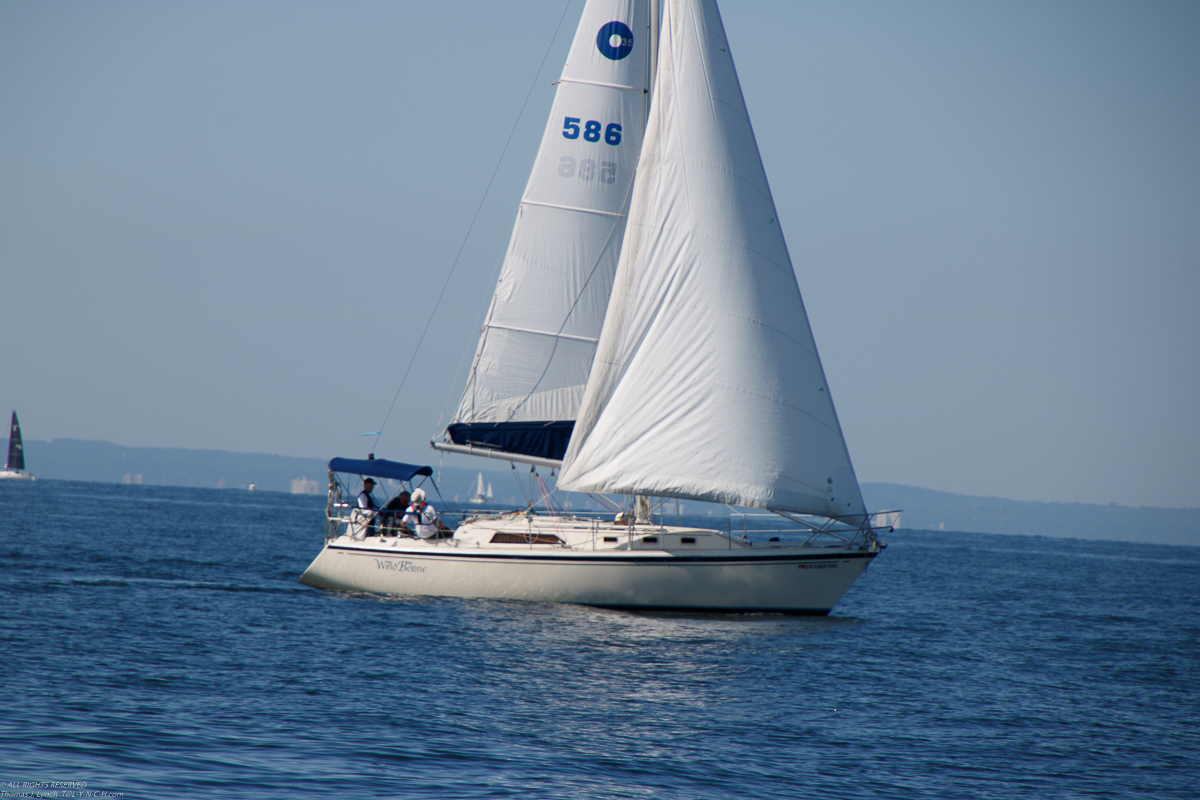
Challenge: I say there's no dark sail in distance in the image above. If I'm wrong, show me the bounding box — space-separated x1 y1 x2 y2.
7 411 24 471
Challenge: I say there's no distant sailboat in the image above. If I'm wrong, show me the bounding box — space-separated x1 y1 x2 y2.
469 472 492 505
300 0 887 613
0 411 35 481
870 511 902 531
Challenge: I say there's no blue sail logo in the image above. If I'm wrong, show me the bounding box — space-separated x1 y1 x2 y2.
596 21 634 60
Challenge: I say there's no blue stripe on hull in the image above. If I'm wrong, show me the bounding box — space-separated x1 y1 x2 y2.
327 543 876 566
590 604 833 616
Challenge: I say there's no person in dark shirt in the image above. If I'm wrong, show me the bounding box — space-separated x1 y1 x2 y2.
357 477 379 537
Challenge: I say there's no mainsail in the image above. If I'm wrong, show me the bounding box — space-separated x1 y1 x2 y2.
441 0 650 463
558 0 867 520
7 411 25 472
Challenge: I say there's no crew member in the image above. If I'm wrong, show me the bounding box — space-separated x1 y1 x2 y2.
358 477 379 537
383 490 411 536
402 488 441 540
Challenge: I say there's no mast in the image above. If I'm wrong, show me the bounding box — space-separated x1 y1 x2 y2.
649 0 659 103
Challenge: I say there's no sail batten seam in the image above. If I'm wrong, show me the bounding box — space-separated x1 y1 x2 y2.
556 77 639 91
484 323 600 344
520 200 628 218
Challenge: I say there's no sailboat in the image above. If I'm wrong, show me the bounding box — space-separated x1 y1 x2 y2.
468 473 494 505
0 411 35 481
300 0 887 613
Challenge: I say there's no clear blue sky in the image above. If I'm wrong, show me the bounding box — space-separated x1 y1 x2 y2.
2 0 1197 508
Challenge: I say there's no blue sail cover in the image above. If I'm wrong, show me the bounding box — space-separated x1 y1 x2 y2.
447 421 575 462
327 458 432 482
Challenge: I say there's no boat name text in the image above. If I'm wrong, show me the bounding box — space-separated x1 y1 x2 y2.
374 559 426 573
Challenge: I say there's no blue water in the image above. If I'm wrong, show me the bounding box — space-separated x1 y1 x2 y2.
1 480 1197 799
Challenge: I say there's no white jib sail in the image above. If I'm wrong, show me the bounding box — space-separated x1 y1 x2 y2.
451 0 649 432
558 0 867 520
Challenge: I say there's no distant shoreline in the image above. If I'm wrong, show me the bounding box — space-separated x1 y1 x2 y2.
17 438 1198 547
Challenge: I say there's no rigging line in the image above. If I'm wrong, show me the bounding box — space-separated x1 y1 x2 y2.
534 471 558 515
370 0 576 455
503 150 642 422
512 462 533 509
433 245 508 439
588 493 622 513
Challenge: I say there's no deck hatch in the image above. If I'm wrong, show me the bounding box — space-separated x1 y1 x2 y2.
489 532 564 545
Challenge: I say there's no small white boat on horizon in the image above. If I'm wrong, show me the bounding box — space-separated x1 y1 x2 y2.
468 472 493 505
0 411 35 481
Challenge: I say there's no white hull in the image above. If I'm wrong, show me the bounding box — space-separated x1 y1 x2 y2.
0 470 34 480
300 514 881 614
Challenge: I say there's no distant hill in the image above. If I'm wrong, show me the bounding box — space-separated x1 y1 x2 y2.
21 438 509 502
19 439 1198 547
861 482 1199 547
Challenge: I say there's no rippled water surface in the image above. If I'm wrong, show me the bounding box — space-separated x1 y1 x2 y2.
2 480 1197 798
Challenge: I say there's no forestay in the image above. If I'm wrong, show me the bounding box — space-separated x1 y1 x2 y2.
446 0 649 462
558 0 867 521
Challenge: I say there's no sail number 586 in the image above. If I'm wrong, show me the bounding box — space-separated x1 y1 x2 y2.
563 117 622 145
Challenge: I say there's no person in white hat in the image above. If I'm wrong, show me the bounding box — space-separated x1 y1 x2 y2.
402 487 441 539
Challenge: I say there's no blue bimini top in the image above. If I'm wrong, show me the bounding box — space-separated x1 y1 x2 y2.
327 458 433 483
